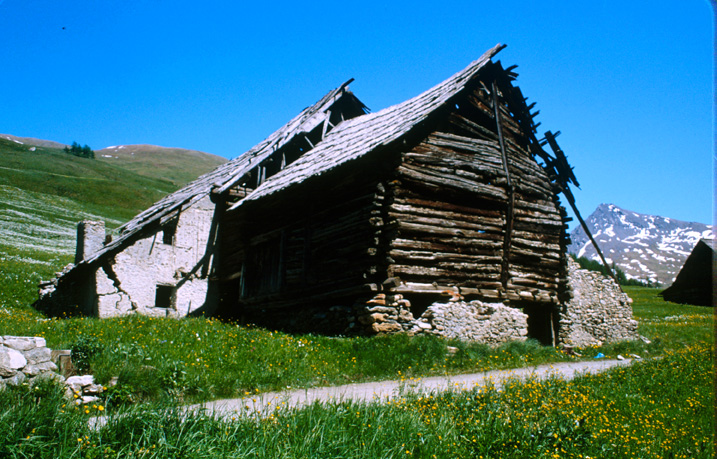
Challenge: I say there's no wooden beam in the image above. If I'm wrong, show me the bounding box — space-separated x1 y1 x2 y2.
492 80 515 289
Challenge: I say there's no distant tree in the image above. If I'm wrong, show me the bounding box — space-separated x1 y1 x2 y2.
64 141 95 159
81 144 94 159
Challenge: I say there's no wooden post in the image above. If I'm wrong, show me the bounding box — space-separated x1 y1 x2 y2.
492 81 515 289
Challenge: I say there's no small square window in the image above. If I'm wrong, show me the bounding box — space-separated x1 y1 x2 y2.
155 285 175 309
162 220 178 245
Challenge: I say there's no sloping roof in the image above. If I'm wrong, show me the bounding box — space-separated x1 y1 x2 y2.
74 80 366 269
660 238 714 306
232 43 505 208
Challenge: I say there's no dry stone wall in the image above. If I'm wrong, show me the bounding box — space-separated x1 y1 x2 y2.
354 293 415 334
359 259 638 348
0 336 61 388
559 257 639 347
410 300 529 345
0 336 109 404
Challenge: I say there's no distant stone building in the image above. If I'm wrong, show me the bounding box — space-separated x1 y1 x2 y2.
37 44 639 346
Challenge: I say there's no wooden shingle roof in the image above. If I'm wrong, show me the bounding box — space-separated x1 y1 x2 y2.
232 43 505 208
73 80 366 269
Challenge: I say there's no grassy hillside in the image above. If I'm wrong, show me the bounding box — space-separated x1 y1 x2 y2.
96 144 227 186
0 136 226 298
0 133 68 149
0 138 182 221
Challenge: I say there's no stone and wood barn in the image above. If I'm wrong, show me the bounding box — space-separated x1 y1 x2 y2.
38 80 369 318
37 44 638 345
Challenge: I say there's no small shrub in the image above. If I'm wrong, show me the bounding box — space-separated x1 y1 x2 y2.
101 382 136 408
70 335 103 374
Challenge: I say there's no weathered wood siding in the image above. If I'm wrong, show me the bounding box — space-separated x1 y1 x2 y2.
385 83 566 305
218 162 392 318
217 70 569 330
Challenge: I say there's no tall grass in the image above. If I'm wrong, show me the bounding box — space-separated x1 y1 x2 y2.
0 311 574 404
1 342 711 458
1 286 711 405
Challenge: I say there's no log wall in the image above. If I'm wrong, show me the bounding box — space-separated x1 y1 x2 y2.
216 160 394 327
385 82 566 306
216 73 569 332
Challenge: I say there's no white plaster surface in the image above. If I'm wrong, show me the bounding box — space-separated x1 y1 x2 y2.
94 197 215 318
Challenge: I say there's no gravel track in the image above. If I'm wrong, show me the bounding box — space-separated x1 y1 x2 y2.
189 358 633 419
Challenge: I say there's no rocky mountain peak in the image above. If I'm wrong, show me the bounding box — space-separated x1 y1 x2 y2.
568 204 713 285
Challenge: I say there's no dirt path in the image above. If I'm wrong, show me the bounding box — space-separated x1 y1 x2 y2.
189 358 633 419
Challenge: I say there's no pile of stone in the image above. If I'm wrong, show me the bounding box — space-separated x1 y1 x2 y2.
558 257 639 347
0 335 110 405
354 293 415 334
0 336 61 388
65 375 106 405
411 299 529 345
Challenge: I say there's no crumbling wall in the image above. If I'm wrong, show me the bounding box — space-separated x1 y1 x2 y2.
558 257 639 347
95 197 215 318
0 336 61 389
410 300 529 345
353 292 529 345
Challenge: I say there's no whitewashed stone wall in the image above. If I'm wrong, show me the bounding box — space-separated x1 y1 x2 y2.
0 336 60 388
95 197 215 318
558 257 639 347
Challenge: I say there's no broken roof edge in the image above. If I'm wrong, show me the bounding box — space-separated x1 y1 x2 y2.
230 43 506 210
59 80 368 275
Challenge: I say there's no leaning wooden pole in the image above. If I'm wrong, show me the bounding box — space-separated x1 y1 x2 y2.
561 187 618 283
542 131 619 285
491 80 515 289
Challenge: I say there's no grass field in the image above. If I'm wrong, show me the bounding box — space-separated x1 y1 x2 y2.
3 285 710 405
0 337 712 458
0 265 713 458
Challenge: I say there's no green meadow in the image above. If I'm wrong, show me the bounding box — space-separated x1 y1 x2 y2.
0 276 713 458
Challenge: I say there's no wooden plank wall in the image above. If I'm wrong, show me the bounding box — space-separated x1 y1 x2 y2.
386 81 566 305
218 74 568 326
218 167 388 314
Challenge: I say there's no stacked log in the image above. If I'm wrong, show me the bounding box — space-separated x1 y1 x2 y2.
379 79 567 309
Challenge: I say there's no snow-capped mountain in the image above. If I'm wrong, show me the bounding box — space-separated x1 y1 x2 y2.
568 204 713 285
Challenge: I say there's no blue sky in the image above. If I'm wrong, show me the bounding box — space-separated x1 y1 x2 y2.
0 0 713 228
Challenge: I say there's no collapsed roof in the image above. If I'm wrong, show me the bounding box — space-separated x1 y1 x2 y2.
65 79 368 274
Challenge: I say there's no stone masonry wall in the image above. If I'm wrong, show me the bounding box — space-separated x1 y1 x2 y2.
0 336 108 405
411 300 529 345
0 336 60 389
95 196 215 318
559 257 639 347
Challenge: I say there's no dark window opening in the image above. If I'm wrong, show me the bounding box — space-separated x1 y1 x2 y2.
162 220 178 245
155 285 176 309
408 293 448 318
